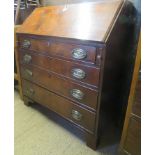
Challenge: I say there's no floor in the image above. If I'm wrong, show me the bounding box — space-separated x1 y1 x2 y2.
15 91 120 155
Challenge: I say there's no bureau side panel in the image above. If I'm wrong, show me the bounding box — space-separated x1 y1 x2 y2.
100 1 135 130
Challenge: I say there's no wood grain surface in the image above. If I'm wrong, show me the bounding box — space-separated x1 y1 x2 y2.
16 0 123 42
19 50 100 87
22 79 96 133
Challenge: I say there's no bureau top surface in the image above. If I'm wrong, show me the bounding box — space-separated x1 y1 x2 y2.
17 0 123 42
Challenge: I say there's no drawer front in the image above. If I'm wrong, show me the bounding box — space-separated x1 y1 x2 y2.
21 65 98 110
19 37 97 64
22 80 96 133
20 51 100 87
124 117 141 155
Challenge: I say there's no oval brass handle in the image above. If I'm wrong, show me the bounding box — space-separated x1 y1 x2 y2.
26 88 34 96
72 48 87 60
23 54 32 64
70 89 84 100
22 40 31 48
25 69 33 77
71 68 86 79
71 110 82 121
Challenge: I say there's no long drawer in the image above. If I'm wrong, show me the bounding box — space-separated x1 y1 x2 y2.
21 64 98 110
22 79 96 133
19 37 97 64
19 51 100 87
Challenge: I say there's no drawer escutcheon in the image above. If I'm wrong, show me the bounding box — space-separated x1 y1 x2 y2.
24 69 33 77
71 110 82 121
72 48 87 60
70 89 84 100
71 68 86 79
26 88 35 96
22 40 31 48
23 54 32 64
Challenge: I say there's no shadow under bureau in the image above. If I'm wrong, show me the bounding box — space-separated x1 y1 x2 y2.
16 0 134 150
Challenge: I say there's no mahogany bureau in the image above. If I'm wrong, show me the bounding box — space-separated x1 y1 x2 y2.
16 0 133 150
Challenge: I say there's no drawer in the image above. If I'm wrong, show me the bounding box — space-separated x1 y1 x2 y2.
19 51 100 87
22 79 96 133
19 37 97 64
124 117 141 155
21 65 98 110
